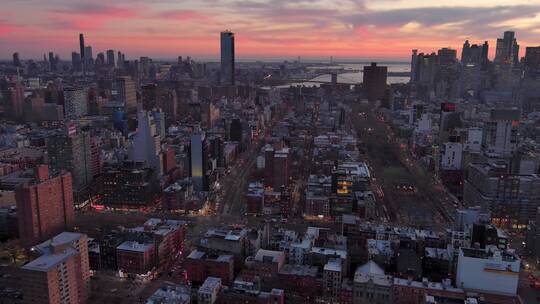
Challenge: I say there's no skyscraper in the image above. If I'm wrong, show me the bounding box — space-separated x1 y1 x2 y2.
190 132 205 191
495 31 519 65
114 76 137 113
117 51 125 69
71 52 82 72
95 52 105 67
15 165 75 247
132 110 163 176
461 40 471 64
525 46 540 70
47 126 94 192
12 52 21 67
79 33 85 60
437 47 457 66
482 109 520 158
84 45 93 68
63 87 88 120
48 52 56 71
363 62 388 101
481 41 489 69
410 50 419 82
7 81 25 121
220 31 235 85
106 49 115 67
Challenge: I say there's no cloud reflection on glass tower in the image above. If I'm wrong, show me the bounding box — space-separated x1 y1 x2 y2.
220 30 235 86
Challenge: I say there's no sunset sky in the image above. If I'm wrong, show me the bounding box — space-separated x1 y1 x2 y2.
1 0 540 60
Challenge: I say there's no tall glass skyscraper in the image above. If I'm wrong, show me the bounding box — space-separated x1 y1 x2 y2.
220 31 235 86
190 132 205 191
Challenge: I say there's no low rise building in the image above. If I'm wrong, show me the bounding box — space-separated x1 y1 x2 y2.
187 249 234 286
146 284 191 304
116 240 155 275
198 277 221 304
456 246 520 295
353 261 392 304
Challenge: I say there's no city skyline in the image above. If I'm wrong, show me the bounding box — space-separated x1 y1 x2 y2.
2 0 540 60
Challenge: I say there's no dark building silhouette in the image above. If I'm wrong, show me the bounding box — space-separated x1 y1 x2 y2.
12 52 21 67
106 49 115 67
363 62 387 101
71 52 82 72
79 33 85 61
220 31 235 85
230 118 242 142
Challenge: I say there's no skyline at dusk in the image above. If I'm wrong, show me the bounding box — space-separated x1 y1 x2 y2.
2 0 540 60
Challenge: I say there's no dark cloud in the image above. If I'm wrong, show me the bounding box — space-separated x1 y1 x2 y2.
344 5 540 36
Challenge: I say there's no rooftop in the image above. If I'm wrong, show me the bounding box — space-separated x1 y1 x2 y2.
22 247 78 272
117 240 154 253
324 259 342 272
146 284 191 304
279 264 318 277
460 246 519 263
353 261 393 286
254 249 284 263
394 277 463 293
199 277 222 294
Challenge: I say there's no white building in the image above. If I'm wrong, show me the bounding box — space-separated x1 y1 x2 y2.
132 110 163 175
440 142 463 170
353 260 392 304
482 109 519 158
198 277 221 304
465 127 482 153
416 113 432 133
456 246 520 295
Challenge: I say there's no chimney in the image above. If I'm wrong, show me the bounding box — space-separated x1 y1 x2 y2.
35 164 49 182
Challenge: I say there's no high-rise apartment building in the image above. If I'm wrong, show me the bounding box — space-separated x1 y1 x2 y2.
12 52 21 67
6 81 25 121
132 110 163 175
482 109 520 158
63 87 88 120
114 76 137 114
525 46 540 70
20 232 90 304
464 161 540 227
46 126 94 191
494 31 519 65
106 49 115 67
437 48 457 66
363 62 388 101
363 62 388 102
15 165 75 247
220 31 235 86
264 145 291 190
461 40 488 68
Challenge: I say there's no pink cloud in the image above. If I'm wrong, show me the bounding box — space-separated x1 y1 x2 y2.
156 10 210 21
0 20 25 36
47 6 141 30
